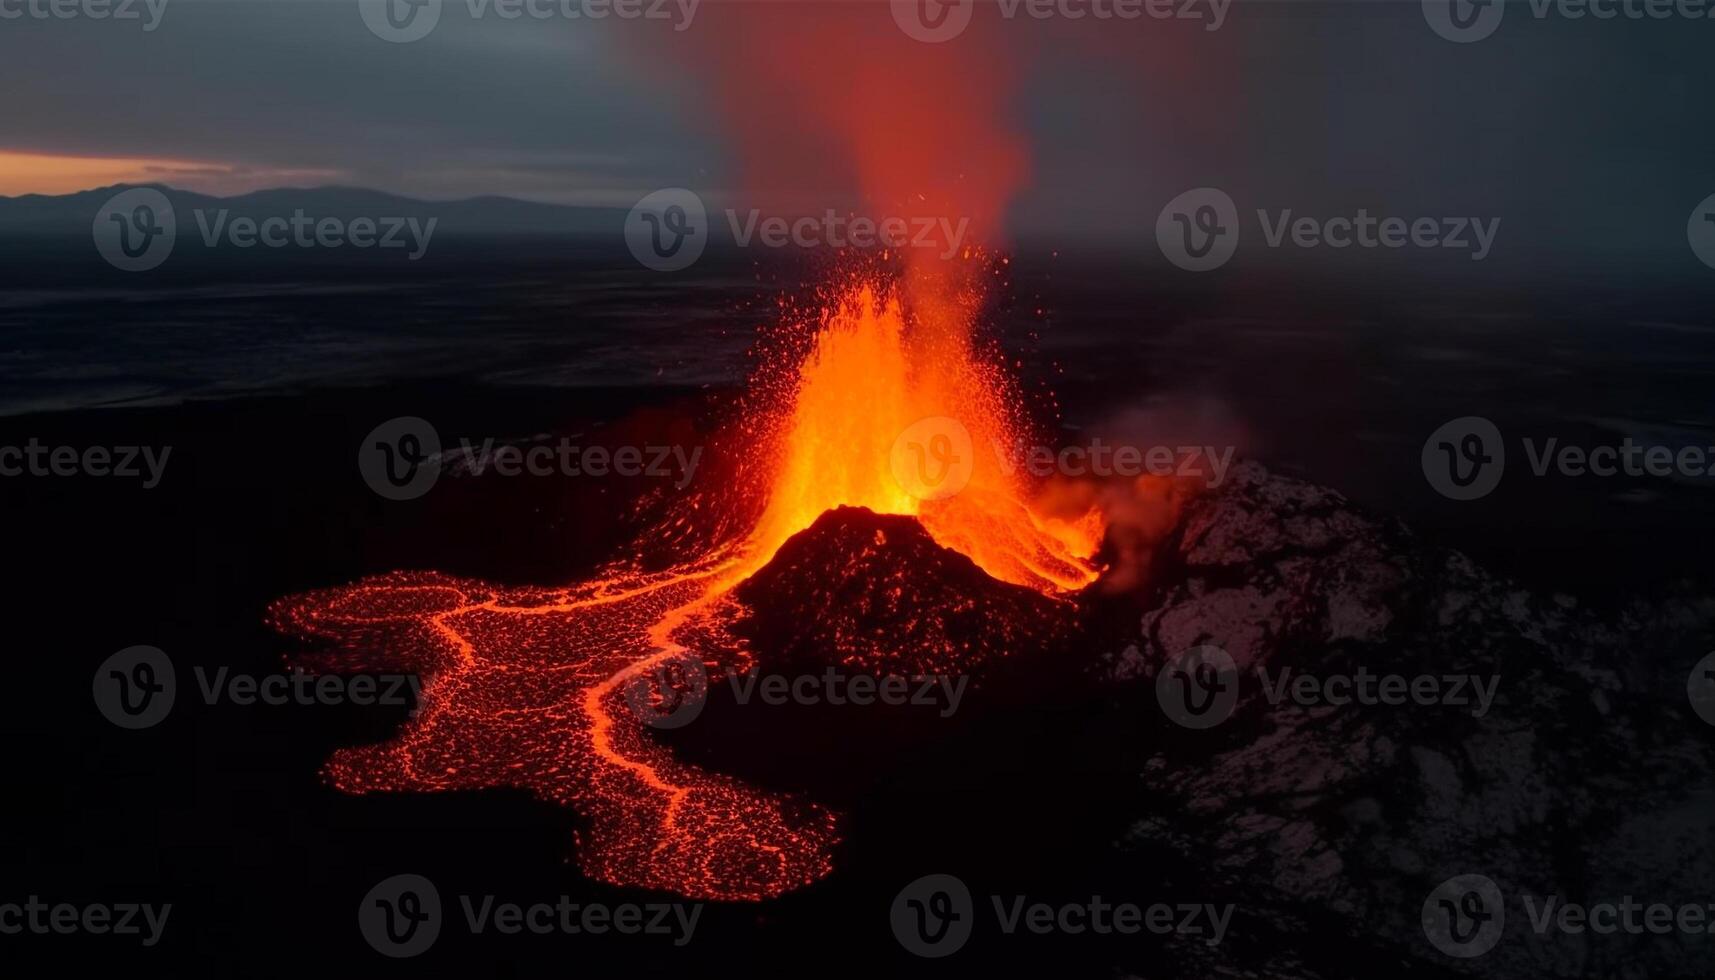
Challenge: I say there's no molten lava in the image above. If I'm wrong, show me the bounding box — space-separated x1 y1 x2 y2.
272 271 1105 900
735 278 1100 592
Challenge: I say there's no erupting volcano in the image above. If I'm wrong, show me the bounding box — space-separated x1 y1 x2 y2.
270 0 1120 902
272 265 1110 900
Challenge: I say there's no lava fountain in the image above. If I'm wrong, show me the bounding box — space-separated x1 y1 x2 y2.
271 261 1106 901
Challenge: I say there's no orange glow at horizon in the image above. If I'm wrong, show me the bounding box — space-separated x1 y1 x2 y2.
0 150 341 197
0 151 211 196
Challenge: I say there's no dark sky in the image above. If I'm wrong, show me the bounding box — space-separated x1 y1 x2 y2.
0 0 714 202
1 0 1712 258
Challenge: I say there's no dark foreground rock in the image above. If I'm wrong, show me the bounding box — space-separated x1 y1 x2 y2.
1106 461 1715 979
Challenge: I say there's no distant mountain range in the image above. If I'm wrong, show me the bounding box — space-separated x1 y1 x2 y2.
0 184 629 237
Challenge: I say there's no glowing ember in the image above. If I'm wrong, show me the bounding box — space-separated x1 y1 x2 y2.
272 271 1104 900
733 275 1101 592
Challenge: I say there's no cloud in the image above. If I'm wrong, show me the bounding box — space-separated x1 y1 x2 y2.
0 1 715 201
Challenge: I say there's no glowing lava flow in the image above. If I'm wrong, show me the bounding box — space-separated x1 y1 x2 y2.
272 274 1103 900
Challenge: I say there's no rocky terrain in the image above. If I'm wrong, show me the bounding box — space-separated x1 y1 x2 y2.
642 461 1713 976
731 506 1080 676
1106 462 1715 979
